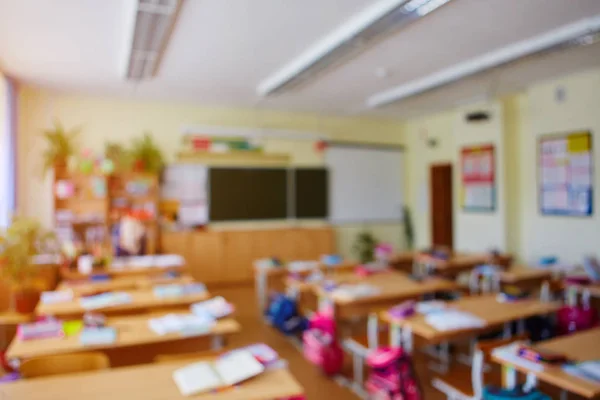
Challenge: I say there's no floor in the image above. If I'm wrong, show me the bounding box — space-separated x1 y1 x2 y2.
213 285 446 399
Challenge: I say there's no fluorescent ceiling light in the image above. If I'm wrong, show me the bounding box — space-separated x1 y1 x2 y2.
257 0 453 96
367 15 600 108
123 0 183 81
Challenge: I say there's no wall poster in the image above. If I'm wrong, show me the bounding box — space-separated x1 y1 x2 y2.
461 144 495 212
539 131 593 216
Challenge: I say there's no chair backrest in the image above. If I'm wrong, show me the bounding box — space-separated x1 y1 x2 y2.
471 335 529 399
20 352 110 378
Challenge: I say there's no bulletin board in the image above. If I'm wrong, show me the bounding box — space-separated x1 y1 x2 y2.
539 131 593 216
461 144 495 212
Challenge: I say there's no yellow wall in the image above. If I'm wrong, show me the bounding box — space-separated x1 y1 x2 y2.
519 68 600 264
17 86 406 258
404 110 454 248
404 67 600 264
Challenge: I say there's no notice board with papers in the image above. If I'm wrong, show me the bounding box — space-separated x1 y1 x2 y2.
539 131 593 216
461 144 496 212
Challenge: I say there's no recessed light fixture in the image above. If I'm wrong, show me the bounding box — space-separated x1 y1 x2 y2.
122 0 183 81
257 0 454 96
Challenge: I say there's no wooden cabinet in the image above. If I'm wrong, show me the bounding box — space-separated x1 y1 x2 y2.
161 227 335 285
188 232 224 284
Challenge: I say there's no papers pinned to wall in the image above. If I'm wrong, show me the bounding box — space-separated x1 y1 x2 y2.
461 144 496 212
539 131 593 216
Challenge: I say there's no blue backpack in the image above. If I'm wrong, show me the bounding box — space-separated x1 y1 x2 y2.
265 293 308 335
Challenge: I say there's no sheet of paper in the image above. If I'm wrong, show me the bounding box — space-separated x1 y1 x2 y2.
214 350 265 386
173 362 222 396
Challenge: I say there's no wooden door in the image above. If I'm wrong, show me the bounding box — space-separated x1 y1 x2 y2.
430 164 453 249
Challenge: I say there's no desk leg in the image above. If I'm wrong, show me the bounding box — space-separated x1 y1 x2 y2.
524 373 537 392
367 314 378 350
256 271 267 315
211 335 224 350
502 365 517 389
352 352 364 391
401 326 413 354
517 319 526 335
503 322 512 339
390 323 401 347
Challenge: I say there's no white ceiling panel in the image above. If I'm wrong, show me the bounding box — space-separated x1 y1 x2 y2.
0 0 599 118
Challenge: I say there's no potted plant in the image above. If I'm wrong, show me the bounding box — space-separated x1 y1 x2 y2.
104 141 131 174
0 217 59 313
129 133 164 174
352 230 377 264
41 120 80 175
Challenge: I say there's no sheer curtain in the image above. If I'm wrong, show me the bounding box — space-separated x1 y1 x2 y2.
0 75 16 228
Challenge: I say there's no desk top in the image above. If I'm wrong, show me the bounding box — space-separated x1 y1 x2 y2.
0 360 303 400
415 252 512 274
255 260 357 277
56 275 195 296
493 328 600 399
500 267 552 284
6 312 240 360
382 295 559 342
0 311 32 326
60 264 188 280
315 271 458 305
35 288 210 318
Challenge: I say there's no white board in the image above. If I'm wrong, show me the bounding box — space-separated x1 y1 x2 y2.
162 164 209 226
326 145 404 223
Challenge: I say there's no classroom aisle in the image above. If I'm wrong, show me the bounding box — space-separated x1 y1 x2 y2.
213 286 445 400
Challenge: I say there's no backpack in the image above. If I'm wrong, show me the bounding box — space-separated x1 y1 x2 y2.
265 293 308 335
302 310 343 375
365 346 422 400
483 386 551 399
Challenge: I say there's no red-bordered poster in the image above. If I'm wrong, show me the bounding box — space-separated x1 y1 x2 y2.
461 144 495 211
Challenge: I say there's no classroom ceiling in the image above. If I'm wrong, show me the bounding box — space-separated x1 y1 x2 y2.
1 0 600 119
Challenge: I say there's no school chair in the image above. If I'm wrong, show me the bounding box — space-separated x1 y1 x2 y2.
20 352 110 378
432 335 528 400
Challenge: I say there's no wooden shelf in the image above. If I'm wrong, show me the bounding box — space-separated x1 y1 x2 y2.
177 151 290 166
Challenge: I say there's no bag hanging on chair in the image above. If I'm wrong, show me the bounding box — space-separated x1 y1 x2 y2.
365 346 422 400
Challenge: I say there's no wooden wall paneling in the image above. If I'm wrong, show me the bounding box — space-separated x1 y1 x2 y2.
188 232 224 284
222 231 256 283
308 228 336 257
160 231 190 259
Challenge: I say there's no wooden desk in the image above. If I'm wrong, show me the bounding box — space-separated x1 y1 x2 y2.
500 267 552 290
0 312 32 350
254 260 357 313
414 252 512 277
56 275 195 296
315 271 458 321
6 313 240 367
492 328 600 399
60 263 188 280
35 288 210 319
0 360 304 400
381 295 560 350
389 251 415 273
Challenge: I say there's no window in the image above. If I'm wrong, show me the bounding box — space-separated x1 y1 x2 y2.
0 75 16 228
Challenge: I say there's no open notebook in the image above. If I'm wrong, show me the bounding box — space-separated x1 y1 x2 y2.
173 350 265 396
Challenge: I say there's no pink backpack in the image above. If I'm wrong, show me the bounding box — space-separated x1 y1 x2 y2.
302 310 343 375
365 347 422 400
